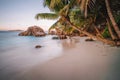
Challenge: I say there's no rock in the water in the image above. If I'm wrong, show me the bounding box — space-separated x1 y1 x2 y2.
52 37 59 39
35 45 42 48
52 35 67 40
85 38 94 41
18 26 46 37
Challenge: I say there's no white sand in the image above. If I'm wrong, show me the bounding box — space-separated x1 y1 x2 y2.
15 37 120 80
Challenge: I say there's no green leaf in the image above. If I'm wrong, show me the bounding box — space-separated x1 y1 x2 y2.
35 13 59 20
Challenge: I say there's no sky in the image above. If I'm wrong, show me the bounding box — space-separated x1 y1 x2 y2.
0 0 57 31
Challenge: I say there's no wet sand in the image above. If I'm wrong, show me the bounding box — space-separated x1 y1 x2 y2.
0 36 120 80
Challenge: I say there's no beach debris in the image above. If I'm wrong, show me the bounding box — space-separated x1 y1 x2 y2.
35 45 42 48
18 26 46 37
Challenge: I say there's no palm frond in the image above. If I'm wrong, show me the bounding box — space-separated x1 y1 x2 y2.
59 4 70 16
50 0 61 8
35 13 59 20
79 0 96 18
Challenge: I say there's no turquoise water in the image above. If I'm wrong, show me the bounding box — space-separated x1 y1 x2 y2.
0 31 63 63
0 31 53 52
0 31 63 80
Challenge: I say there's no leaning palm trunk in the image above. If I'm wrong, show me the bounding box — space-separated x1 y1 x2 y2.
62 16 120 46
105 0 120 39
106 19 118 40
94 25 104 38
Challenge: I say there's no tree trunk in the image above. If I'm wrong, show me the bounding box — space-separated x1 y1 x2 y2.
72 25 115 45
62 16 117 46
106 19 118 40
105 0 120 39
94 25 104 38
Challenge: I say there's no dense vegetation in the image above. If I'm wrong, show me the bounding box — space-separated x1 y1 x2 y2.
36 0 120 46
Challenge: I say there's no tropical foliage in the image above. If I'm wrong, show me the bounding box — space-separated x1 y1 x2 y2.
35 0 120 46
35 13 58 20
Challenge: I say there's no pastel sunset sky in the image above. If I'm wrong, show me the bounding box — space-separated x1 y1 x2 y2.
0 0 57 31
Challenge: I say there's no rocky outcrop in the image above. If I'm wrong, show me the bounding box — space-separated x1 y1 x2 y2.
18 26 46 37
49 30 56 35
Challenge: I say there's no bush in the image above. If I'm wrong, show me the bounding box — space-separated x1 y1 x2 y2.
102 27 111 38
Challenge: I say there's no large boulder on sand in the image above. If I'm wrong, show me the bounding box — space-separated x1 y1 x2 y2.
18 26 46 37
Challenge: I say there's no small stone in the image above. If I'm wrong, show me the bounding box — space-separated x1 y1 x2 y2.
85 38 94 41
52 37 59 39
35 45 42 48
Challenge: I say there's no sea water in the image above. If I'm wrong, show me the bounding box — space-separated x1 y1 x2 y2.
0 31 63 80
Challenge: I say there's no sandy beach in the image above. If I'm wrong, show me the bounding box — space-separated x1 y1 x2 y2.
0 35 119 80
20 37 120 80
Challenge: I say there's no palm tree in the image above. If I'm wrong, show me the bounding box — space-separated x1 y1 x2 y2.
76 0 120 39
106 18 118 40
36 0 73 34
105 0 120 39
35 0 120 45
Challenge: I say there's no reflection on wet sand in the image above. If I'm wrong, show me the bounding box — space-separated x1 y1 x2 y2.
61 37 81 51
61 38 77 50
